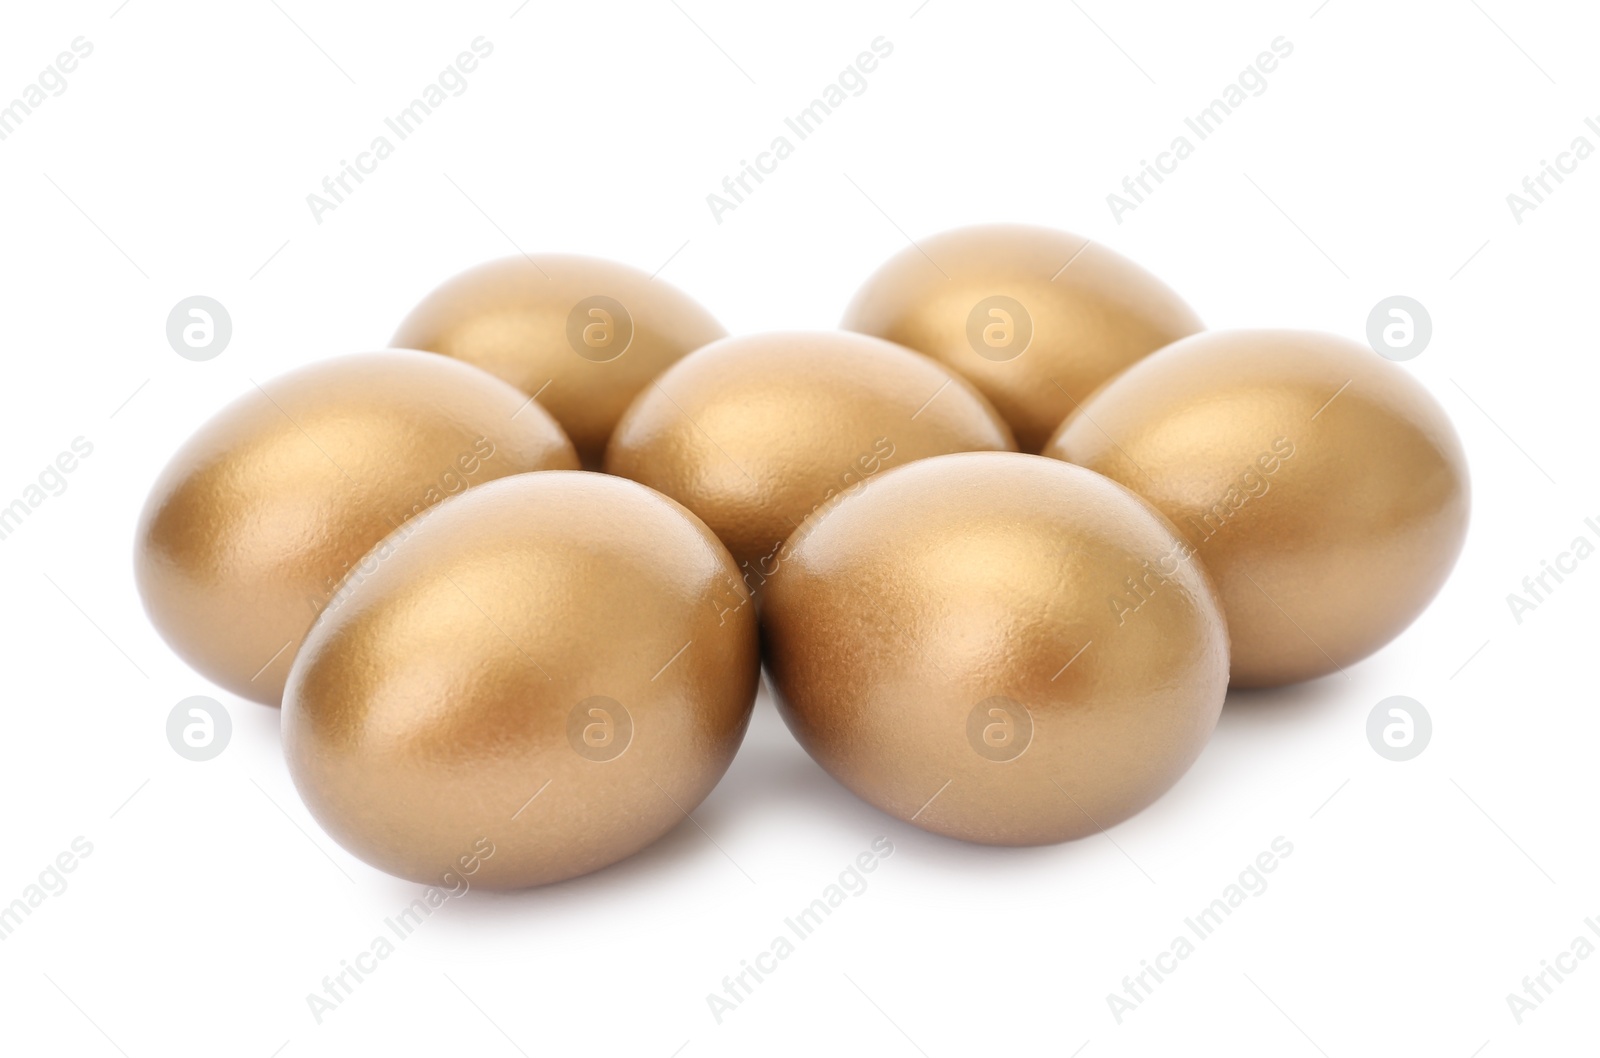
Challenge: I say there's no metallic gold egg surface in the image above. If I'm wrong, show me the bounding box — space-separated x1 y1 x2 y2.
282 471 760 889
840 224 1204 453
135 351 579 706
603 331 1016 585
1043 329 1470 688
762 452 1229 846
391 254 727 464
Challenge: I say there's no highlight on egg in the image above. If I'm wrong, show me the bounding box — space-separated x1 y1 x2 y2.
134 350 579 705
1044 328 1470 687
392 254 727 464
282 471 761 889
604 330 1016 591
840 223 1203 452
762 451 1230 846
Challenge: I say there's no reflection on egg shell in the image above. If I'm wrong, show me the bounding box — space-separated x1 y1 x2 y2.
392 254 726 464
135 351 579 704
841 224 1203 452
283 471 760 888
1044 329 1470 687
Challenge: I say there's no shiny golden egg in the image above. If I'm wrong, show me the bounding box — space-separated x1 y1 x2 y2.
135 351 579 705
282 471 760 889
604 330 1016 587
1043 329 1470 687
840 223 1203 452
392 254 726 464
762 452 1230 846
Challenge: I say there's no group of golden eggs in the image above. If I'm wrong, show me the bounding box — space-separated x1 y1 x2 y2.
135 224 1468 888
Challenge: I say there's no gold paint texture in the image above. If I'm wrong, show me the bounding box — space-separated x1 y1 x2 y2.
763 452 1230 846
134 240 1473 875
134 351 579 705
282 472 760 889
1044 329 1470 687
392 254 727 464
841 223 1203 452
604 330 1016 582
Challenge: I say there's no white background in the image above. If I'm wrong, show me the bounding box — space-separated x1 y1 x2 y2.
1 0 1595 1054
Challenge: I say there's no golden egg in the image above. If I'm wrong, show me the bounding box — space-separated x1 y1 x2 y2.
135 351 579 705
1043 329 1470 687
282 471 760 889
392 254 726 464
763 452 1229 846
840 223 1203 452
604 331 1015 587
